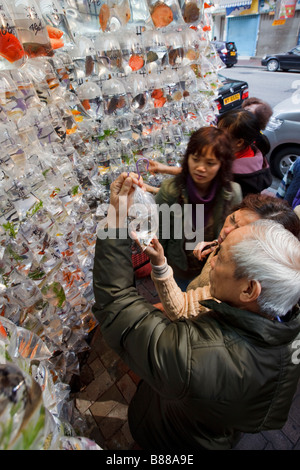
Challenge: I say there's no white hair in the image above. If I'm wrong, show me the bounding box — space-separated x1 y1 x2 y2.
231 219 300 317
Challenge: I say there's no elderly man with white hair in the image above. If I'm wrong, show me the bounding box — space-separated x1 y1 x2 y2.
92 173 300 452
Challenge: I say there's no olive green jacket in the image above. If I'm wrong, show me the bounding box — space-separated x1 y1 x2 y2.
155 178 242 274
92 235 300 451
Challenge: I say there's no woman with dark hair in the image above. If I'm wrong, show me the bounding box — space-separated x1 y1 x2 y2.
148 107 273 198
241 96 273 130
217 108 273 197
155 126 242 290
241 97 273 157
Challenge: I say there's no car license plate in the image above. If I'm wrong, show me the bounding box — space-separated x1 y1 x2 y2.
224 93 240 105
230 51 236 56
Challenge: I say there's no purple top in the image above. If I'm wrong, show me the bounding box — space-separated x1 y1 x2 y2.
187 174 219 227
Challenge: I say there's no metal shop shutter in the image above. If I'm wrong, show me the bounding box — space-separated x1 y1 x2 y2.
227 15 259 57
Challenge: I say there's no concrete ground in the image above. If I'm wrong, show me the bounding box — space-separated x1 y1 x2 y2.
237 56 263 68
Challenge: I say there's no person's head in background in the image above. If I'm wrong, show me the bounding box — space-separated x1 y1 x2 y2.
218 193 300 244
242 97 273 130
217 108 261 155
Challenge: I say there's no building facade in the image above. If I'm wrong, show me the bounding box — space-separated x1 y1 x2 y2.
211 0 300 57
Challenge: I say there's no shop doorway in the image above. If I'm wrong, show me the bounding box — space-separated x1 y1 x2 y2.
227 14 259 56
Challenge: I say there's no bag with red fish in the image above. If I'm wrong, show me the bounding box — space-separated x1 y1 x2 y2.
0 0 26 69
8 0 54 58
148 72 167 109
39 0 75 50
76 80 104 121
146 0 184 29
118 31 146 75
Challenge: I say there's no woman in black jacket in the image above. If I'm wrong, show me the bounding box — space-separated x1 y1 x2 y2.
218 108 273 197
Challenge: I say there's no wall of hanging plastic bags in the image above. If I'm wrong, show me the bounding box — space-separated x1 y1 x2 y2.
0 0 224 450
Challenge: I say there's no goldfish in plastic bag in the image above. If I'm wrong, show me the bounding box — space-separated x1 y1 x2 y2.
151 2 173 28
0 31 25 63
99 1 131 32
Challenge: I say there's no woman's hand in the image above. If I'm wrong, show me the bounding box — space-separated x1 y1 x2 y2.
144 237 165 266
148 160 166 174
131 233 165 266
144 183 160 194
148 160 181 176
193 240 219 261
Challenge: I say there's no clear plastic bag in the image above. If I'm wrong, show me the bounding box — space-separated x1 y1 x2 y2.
98 0 131 33
0 0 26 70
9 0 54 58
59 436 102 450
128 169 158 249
146 0 184 29
181 0 204 24
39 0 75 50
0 362 45 450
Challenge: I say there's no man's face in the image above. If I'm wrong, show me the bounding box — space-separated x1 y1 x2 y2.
218 209 260 244
209 227 249 306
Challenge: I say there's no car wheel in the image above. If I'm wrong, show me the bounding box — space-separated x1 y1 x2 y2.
226 64 234 68
271 146 300 179
267 59 279 72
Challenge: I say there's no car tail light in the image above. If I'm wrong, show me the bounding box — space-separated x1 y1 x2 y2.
215 100 222 111
221 48 227 54
242 89 249 100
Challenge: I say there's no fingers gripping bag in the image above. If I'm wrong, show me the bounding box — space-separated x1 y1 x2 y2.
128 160 158 249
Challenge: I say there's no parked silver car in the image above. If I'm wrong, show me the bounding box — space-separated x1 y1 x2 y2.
263 96 300 178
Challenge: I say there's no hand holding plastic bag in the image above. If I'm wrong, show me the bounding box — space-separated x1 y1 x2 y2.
128 158 158 249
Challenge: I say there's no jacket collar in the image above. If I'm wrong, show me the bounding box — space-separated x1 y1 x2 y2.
182 184 234 204
199 299 300 346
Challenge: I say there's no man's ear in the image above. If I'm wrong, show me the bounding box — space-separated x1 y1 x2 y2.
239 280 261 303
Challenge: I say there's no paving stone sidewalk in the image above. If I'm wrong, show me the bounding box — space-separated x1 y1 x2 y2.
237 57 263 68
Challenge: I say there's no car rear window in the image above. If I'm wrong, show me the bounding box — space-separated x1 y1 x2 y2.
212 41 223 50
226 42 236 51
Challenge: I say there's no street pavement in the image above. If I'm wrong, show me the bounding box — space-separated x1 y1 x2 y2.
236 57 263 68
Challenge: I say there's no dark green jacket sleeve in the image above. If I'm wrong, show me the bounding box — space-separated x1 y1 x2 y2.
92 235 191 398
